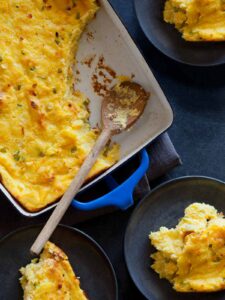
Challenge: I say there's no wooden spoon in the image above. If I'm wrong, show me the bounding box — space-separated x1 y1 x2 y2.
31 81 150 255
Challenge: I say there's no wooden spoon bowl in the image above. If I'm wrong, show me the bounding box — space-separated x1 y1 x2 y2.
102 81 150 134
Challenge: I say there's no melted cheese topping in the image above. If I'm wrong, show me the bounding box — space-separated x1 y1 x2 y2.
20 242 87 300
164 0 225 41
0 0 119 212
150 203 225 292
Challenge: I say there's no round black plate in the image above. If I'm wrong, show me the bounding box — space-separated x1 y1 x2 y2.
0 225 118 300
125 176 225 300
134 0 225 66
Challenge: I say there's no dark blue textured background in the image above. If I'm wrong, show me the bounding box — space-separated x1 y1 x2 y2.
77 1 225 299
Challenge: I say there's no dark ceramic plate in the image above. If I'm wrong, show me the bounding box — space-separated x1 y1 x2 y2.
0 225 118 300
124 176 225 300
134 0 225 66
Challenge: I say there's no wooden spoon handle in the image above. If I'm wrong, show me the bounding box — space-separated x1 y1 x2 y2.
30 127 112 255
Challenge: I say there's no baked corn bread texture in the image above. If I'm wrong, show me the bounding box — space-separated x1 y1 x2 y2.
164 0 225 41
150 203 225 292
0 0 119 212
20 241 87 300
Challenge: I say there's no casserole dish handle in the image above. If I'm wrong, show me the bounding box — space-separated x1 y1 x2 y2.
72 149 150 211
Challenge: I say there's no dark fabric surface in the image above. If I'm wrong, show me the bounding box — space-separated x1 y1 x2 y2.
0 0 225 300
134 132 181 199
147 133 182 181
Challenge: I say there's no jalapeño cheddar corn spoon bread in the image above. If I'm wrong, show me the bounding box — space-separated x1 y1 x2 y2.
164 0 225 41
0 0 119 212
20 241 87 300
150 203 225 292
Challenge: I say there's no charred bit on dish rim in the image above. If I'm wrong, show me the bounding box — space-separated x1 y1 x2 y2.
81 54 96 68
91 55 117 97
86 31 95 41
